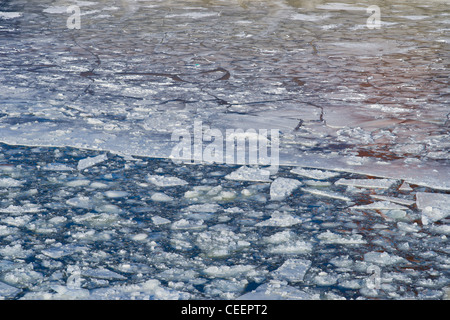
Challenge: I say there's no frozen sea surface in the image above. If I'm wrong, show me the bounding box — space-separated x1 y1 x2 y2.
0 0 449 300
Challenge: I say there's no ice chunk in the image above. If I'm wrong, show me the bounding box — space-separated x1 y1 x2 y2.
132 233 148 241
104 191 129 198
256 212 302 227
317 230 366 245
151 192 173 202
416 192 450 225
272 259 311 283
237 281 312 300
313 272 339 286
42 163 75 171
72 212 119 227
370 195 415 206
203 265 256 278
291 167 340 180
350 201 408 211
364 251 406 266
151 215 171 225
147 174 188 187
81 268 127 280
0 178 23 187
165 12 219 19
89 279 190 300
66 179 90 187
399 181 413 192
41 244 88 259
0 12 22 19
77 154 108 170
0 244 32 259
225 166 272 182
171 219 205 230
0 281 21 298
267 240 313 255
66 196 94 209
183 203 220 213
0 204 41 214
269 177 302 201
302 188 350 201
1 215 32 227
335 178 397 189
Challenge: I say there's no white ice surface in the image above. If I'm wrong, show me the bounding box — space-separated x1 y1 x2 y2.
0 281 21 298
237 281 313 300
269 177 302 201
301 188 350 201
350 201 409 211
335 178 397 189
416 192 450 225
77 154 108 171
290 167 340 180
147 174 188 187
271 259 311 283
225 166 272 182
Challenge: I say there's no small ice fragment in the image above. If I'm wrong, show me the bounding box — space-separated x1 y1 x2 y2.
81 268 126 280
151 192 173 202
269 177 302 201
151 216 171 225
0 178 23 188
364 251 405 266
370 195 415 206
104 191 129 198
302 188 350 201
171 219 205 230
183 203 220 213
256 213 302 227
0 12 22 19
416 192 450 225
236 281 311 300
77 154 108 170
0 281 21 298
42 163 75 171
398 181 413 191
132 233 148 241
165 12 219 19
272 259 311 282
350 201 408 211
267 240 313 255
66 179 90 187
0 204 41 214
317 230 366 245
96 204 121 214
335 178 397 189
147 174 188 187
66 196 93 209
203 265 255 278
225 166 272 182
41 244 87 259
291 167 340 180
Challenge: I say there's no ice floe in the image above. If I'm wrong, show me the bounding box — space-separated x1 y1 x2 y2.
301 188 350 201
335 178 397 189
77 154 108 171
272 259 311 283
291 167 340 180
416 192 450 225
147 174 188 187
269 177 302 201
225 166 272 182
350 201 409 211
